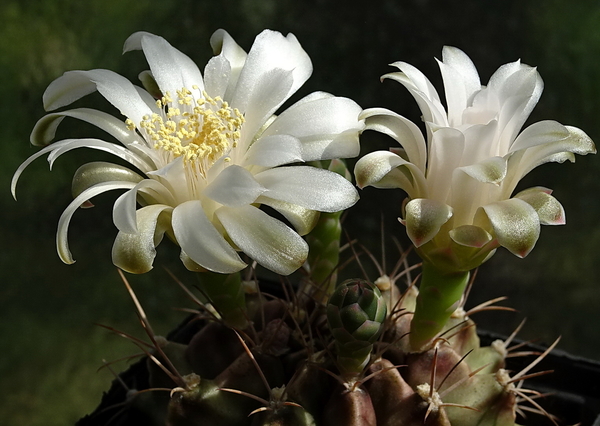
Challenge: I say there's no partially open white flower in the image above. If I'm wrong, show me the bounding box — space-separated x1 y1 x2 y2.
355 46 595 271
13 30 363 275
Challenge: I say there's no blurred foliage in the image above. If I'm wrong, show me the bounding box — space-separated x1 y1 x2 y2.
2 0 600 424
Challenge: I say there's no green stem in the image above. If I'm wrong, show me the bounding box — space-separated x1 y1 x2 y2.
409 261 470 351
197 271 247 329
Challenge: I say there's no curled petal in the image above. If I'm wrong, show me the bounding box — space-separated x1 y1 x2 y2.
172 200 246 273
354 150 426 198
254 166 358 213
72 162 144 200
457 156 507 184
256 196 320 236
204 165 266 206
112 205 173 274
360 107 427 171
403 198 453 247
449 225 492 248
514 187 566 225
216 204 308 275
479 198 540 258
30 108 145 148
57 181 138 264
113 179 176 233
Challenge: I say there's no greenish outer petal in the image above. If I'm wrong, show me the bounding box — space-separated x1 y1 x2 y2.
112 205 173 274
216 204 309 275
72 162 144 199
480 198 540 258
404 198 453 247
449 225 493 248
456 156 507 184
514 187 566 225
354 150 426 198
256 195 320 236
137 70 162 99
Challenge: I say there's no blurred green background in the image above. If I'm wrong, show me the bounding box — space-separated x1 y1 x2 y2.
2 0 600 424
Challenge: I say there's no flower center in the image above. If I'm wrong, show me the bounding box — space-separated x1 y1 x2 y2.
130 87 245 177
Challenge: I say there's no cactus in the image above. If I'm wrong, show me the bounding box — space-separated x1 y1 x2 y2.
86 240 563 426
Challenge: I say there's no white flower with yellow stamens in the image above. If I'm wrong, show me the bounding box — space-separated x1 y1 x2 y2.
13 30 363 275
355 46 595 272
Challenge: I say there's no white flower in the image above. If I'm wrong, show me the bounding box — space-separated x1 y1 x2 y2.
13 30 363 275
355 46 595 271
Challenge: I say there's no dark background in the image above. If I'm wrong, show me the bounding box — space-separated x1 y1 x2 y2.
2 0 599 424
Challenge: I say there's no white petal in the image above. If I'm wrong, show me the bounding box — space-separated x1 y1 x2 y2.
204 165 266 206
216 204 308 275
256 196 320 236
11 138 151 200
354 150 426 199
509 120 570 153
30 108 145 148
457 156 507 184
438 46 481 125
203 55 231 99
232 30 311 115
261 94 363 161
171 200 246 273
243 135 303 167
124 32 204 96
360 107 427 172
113 179 176 233
478 198 540 258
112 204 173 274
254 166 359 213
403 198 453 247
427 127 465 202
210 29 247 100
57 181 138 264
43 70 155 125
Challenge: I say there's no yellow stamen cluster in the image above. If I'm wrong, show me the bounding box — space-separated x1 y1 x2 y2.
135 88 244 176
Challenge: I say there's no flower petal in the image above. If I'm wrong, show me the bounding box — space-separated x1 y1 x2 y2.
354 150 426 199
243 134 303 167
514 187 566 225
71 162 144 200
261 93 363 161
256 196 320 236
210 29 248 100
113 179 176 233
437 46 481 126
457 156 507 184
479 198 540 258
254 166 358 213
171 200 246 273
216 204 308 275
360 107 427 172
124 32 204 96
112 205 173 274
203 54 232 99
57 181 138 264
204 165 266 206
403 198 453 247
30 108 145 148
449 225 492 248
232 30 311 114
509 120 570 153
43 70 156 125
